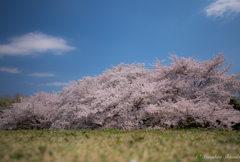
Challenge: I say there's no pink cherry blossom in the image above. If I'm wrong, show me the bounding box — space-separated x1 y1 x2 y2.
1 52 239 130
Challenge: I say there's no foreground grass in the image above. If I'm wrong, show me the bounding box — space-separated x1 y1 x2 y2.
0 129 240 162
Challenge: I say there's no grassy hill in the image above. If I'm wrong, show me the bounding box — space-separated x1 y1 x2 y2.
0 129 239 162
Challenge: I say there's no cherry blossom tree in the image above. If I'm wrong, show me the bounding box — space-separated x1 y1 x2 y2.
1 52 240 130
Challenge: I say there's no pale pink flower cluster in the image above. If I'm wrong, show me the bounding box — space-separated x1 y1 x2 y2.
1 52 240 130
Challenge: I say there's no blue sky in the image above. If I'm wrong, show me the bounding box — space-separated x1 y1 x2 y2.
0 0 240 97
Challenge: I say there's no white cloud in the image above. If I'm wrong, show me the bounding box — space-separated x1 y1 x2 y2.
204 0 240 18
0 66 20 73
27 72 56 77
40 82 72 86
0 32 76 56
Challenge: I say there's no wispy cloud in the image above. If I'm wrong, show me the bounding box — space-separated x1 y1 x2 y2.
23 82 35 85
0 66 20 73
40 82 72 86
27 72 56 77
0 32 76 57
204 0 240 18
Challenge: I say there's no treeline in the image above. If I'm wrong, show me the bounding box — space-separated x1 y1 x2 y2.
0 93 240 111
0 94 240 130
0 93 27 115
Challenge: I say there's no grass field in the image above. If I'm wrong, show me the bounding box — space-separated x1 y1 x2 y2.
0 129 240 162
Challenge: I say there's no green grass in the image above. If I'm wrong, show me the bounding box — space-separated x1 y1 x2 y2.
0 129 240 162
